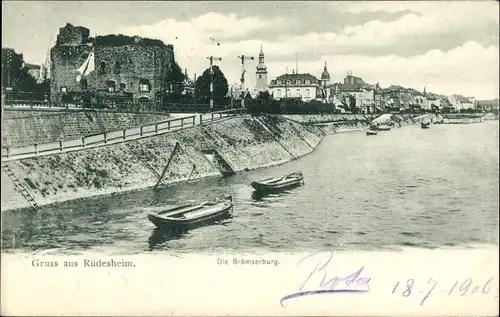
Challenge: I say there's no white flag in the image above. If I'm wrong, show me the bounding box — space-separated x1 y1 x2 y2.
76 49 95 82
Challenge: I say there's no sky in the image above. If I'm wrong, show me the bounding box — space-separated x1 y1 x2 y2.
2 1 499 99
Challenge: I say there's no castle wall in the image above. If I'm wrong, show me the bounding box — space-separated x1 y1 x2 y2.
92 44 174 101
50 24 175 102
56 24 90 46
50 44 93 96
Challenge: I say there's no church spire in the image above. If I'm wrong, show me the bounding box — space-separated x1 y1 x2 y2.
256 45 267 72
321 61 330 80
255 45 268 91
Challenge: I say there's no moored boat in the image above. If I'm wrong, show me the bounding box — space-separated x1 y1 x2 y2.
421 122 430 129
376 125 392 131
147 195 233 230
251 171 304 193
366 130 378 136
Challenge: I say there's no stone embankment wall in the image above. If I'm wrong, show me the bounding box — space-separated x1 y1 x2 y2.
1 110 171 148
1 115 324 211
284 114 418 134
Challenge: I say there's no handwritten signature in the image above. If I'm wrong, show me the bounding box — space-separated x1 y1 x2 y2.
280 251 371 307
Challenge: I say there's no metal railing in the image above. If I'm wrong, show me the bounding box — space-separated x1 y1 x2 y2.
1 108 245 161
2 101 238 114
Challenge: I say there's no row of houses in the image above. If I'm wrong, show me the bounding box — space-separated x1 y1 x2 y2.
260 65 478 113
20 24 480 112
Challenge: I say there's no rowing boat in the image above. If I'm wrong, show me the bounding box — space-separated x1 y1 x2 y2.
421 122 430 129
147 195 233 230
251 171 304 193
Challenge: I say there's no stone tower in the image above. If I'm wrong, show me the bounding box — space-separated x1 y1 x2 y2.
255 45 268 91
321 61 330 86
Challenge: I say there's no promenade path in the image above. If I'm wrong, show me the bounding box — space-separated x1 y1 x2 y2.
1 109 244 162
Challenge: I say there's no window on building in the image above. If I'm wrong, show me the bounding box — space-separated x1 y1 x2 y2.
296 89 300 97
100 61 106 73
139 79 151 92
81 79 88 90
286 89 290 97
259 74 262 79
277 80 282 85
305 89 311 98
60 87 67 93
107 80 116 93
297 80 301 85
120 83 126 91
276 90 281 98
129 81 134 89
286 80 291 84
305 80 310 85
114 62 121 74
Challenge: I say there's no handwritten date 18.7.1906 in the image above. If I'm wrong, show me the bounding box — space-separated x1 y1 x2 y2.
392 277 498 305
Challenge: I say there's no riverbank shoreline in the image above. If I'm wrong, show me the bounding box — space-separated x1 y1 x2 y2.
0 113 426 212
2 115 324 212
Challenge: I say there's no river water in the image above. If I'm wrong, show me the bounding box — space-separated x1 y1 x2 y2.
1 121 498 255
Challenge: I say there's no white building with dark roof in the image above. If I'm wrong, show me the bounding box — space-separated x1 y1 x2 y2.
448 94 475 110
268 72 321 101
25 63 41 82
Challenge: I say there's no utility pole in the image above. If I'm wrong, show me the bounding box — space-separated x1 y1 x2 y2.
206 56 222 109
230 86 233 108
238 55 254 108
5 49 12 90
285 66 288 99
193 73 197 106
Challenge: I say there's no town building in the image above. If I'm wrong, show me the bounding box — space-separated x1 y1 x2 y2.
25 63 41 82
374 84 383 110
344 72 367 86
50 23 175 104
255 46 268 92
337 73 376 113
319 62 331 103
448 94 475 111
427 95 441 110
181 69 195 96
268 62 337 102
268 71 321 102
414 92 429 110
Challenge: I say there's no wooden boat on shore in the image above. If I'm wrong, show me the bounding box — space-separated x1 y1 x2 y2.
421 122 430 129
251 171 304 193
147 195 233 230
366 130 378 136
376 125 392 131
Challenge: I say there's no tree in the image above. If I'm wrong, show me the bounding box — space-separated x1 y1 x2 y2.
165 61 185 94
2 47 37 91
195 65 229 105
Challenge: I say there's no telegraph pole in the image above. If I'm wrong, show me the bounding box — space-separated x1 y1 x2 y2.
193 73 197 106
238 55 254 108
206 56 222 109
285 66 288 99
5 49 12 90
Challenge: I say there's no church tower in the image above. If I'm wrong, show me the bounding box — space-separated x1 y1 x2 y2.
321 61 330 86
255 45 268 91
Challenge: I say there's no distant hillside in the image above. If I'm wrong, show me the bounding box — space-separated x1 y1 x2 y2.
477 99 499 106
